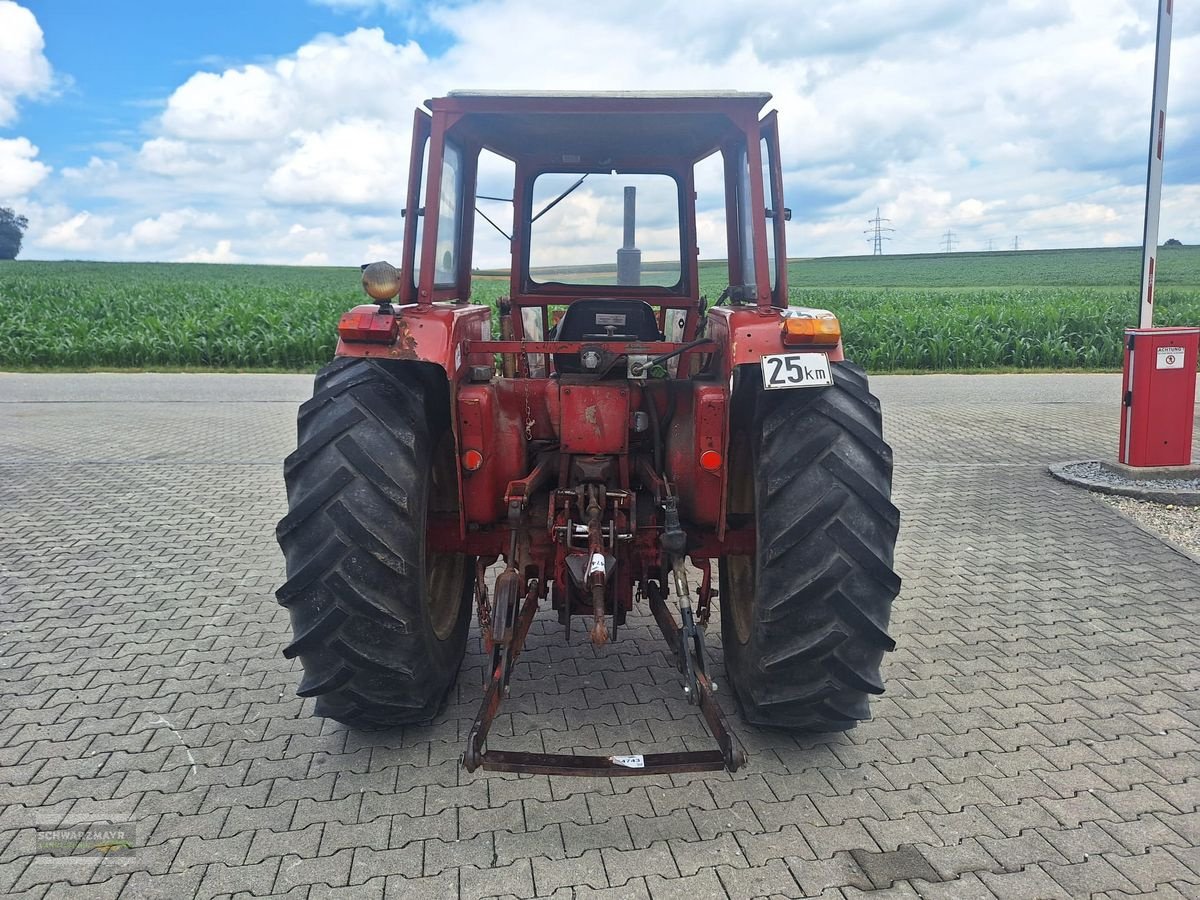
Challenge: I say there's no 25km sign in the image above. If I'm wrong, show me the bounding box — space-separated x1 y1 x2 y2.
760 352 835 390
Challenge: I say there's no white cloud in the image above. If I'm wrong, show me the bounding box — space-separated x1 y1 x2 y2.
954 199 989 221
1025 201 1120 229
0 136 50 200
38 211 115 251
0 1 53 126
138 137 205 176
365 241 400 260
127 209 223 247
17 0 1200 263
158 28 427 143
180 239 239 263
0 4 53 208
161 65 288 142
61 156 120 184
265 119 405 205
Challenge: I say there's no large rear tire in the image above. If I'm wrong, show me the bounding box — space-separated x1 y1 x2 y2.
720 360 901 731
276 357 474 728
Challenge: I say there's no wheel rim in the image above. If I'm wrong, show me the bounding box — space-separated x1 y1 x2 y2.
725 555 755 645
426 551 467 640
425 429 468 641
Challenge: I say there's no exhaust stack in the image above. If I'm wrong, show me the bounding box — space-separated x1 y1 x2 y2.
616 186 642 286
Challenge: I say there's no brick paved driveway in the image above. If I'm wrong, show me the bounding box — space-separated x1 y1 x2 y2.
1 372 1197 899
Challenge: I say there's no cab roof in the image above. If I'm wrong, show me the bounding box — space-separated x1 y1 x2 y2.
429 91 772 163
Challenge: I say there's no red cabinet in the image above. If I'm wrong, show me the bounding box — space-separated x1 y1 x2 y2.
1119 327 1199 467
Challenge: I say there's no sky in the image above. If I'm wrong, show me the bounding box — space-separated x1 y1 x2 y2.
0 0 1197 267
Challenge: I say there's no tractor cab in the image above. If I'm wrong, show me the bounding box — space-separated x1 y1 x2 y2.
401 91 787 311
350 91 821 373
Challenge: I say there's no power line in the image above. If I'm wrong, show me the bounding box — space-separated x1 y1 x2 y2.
1011 235 1021 251
863 207 894 255
940 229 959 253
985 239 995 252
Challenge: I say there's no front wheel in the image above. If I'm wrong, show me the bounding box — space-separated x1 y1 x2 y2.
275 357 474 727
721 360 901 731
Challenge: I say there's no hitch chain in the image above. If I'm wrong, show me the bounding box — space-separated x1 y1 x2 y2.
522 381 534 442
673 557 709 705
474 558 493 652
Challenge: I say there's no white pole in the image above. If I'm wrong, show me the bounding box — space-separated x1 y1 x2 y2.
1138 0 1174 329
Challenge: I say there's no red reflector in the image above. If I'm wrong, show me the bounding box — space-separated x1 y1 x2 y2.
699 449 722 471
462 449 484 471
338 308 398 343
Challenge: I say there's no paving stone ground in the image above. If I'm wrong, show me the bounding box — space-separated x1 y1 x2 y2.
1 371 1198 900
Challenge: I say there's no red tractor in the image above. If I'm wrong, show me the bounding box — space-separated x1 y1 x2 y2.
276 92 900 776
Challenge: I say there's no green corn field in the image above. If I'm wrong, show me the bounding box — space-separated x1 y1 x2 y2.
1 246 1197 372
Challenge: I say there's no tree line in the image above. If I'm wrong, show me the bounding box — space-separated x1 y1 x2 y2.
1 208 30 260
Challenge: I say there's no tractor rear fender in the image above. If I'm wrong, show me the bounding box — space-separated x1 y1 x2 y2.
706 305 845 376
456 381 528 524
665 383 728 532
336 302 493 536
335 302 493 373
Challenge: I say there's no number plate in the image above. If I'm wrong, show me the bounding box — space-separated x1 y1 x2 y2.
609 754 644 768
760 352 834 390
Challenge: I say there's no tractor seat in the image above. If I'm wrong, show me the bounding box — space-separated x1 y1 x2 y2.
552 299 662 374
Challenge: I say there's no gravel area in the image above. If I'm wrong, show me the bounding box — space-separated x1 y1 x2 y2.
1059 459 1200 491
1105 494 1200 559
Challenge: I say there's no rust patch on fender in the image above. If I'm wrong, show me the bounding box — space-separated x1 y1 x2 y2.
392 318 420 359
